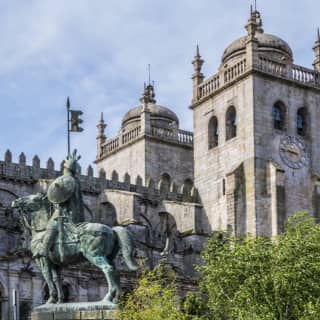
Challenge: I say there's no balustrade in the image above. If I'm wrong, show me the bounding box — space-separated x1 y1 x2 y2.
195 55 320 104
151 126 193 146
197 58 247 101
102 126 142 156
198 74 220 100
103 137 119 155
257 57 286 76
122 126 141 144
224 59 247 83
292 65 316 85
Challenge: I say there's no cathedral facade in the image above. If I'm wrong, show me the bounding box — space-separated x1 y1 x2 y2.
1 8 320 320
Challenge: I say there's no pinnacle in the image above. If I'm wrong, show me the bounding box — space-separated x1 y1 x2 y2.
196 44 200 57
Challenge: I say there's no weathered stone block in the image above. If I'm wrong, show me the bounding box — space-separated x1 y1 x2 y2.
31 309 117 320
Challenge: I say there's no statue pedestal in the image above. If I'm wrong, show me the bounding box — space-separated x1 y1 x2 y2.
31 302 118 320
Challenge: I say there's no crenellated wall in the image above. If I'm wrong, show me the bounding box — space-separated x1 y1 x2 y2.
0 150 204 320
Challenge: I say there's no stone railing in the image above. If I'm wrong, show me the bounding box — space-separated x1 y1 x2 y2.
101 124 193 158
197 58 247 101
224 59 247 83
194 56 320 104
292 64 317 85
151 126 193 146
198 74 220 100
257 56 287 77
101 125 142 157
103 136 120 155
122 126 141 144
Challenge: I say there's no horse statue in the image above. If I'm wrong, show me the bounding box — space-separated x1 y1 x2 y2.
12 193 138 308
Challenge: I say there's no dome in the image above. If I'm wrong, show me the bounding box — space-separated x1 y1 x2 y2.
122 104 179 127
222 32 293 64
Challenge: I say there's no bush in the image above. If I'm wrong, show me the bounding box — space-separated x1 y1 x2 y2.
195 212 320 319
118 266 186 320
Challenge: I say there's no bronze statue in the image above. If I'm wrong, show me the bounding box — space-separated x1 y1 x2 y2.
12 151 138 308
39 150 85 261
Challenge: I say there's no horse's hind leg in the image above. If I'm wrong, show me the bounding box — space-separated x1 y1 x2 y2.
37 257 58 304
85 255 121 306
52 268 64 303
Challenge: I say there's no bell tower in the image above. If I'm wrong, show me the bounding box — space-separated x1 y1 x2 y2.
192 8 320 236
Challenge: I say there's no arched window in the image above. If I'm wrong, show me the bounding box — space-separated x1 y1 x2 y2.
226 106 237 140
297 107 308 136
208 116 219 149
273 102 286 131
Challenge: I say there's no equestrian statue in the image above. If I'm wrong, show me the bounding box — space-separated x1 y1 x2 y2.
12 150 138 308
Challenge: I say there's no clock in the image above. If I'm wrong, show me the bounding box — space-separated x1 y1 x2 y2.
279 136 309 169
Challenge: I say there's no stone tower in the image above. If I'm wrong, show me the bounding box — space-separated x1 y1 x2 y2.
96 83 194 189
191 8 320 237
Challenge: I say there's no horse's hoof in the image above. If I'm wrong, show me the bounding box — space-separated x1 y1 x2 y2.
46 297 58 304
102 298 118 309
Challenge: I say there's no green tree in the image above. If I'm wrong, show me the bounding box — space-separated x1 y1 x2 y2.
118 266 187 320
193 212 320 320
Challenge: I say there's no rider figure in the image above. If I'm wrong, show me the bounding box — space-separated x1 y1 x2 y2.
38 150 85 258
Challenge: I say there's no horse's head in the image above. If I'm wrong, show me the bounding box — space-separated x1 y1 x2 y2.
12 193 47 213
12 193 50 233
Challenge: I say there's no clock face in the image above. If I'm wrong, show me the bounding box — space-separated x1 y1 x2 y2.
279 136 309 169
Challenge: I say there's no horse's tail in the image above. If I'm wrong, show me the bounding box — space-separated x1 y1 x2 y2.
112 226 139 271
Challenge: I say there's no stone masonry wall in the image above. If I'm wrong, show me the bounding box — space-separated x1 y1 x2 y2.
193 75 256 234
145 137 194 187
253 75 320 235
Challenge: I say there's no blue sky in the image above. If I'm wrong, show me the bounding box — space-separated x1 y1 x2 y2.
1 0 319 173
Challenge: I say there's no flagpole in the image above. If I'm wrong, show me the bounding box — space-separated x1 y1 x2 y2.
67 97 70 155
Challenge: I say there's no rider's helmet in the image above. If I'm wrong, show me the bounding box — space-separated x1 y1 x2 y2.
64 149 81 176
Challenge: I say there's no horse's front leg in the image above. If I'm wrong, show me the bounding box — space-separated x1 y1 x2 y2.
36 257 58 304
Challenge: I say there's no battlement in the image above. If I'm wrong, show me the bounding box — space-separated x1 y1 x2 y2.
0 150 199 203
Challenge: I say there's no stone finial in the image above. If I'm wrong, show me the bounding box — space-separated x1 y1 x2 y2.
139 82 156 105
147 177 155 189
46 157 54 171
136 175 143 187
124 173 131 185
4 149 12 163
191 187 199 202
170 181 177 193
245 6 264 37
97 112 107 141
99 168 106 179
111 170 119 182
32 155 40 168
313 28 320 72
191 45 205 103
192 45 204 76
19 152 26 165
87 165 94 177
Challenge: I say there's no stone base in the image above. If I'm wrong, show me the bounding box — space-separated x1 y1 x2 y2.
32 302 118 320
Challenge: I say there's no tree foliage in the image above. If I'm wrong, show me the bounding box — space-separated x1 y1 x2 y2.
118 213 320 320
195 212 320 319
118 266 186 320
